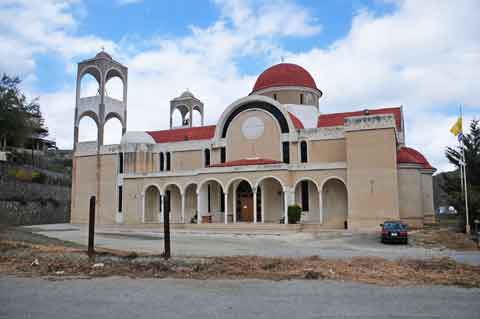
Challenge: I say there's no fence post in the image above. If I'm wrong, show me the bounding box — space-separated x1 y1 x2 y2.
88 196 96 257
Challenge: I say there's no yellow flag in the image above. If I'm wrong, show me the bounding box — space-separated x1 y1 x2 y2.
450 117 462 136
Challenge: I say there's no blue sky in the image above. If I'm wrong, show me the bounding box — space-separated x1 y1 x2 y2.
0 0 479 172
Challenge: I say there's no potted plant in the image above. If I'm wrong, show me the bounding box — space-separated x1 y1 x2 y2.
288 204 302 224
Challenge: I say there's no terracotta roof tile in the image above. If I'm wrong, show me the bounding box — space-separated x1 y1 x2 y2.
288 112 304 129
317 107 402 129
252 63 318 93
147 125 216 143
397 146 433 169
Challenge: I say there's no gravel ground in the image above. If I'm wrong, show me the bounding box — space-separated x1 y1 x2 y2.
25 224 480 265
1 276 479 319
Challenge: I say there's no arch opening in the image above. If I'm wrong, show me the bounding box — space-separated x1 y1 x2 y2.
257 177 284 223
144 185 160 223
164 184 182 223
79 73 100 98
185 108 203 127
294 179 320 223
105 75 124 101
184 184 198 224
321 178 348 228
78 115 98 142
171 107 187 128
198 180 224 223
103 117 122 145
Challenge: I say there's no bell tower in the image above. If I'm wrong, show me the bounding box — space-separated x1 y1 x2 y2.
73 50 128 149
170 90 204 128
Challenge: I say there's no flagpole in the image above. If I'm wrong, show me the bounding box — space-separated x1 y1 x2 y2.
460 106 470 234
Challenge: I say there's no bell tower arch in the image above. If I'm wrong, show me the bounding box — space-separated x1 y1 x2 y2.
73 51 128 149
170 90 204 128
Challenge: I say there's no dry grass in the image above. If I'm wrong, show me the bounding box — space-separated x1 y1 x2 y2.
411 229 479 251
1 237 479 287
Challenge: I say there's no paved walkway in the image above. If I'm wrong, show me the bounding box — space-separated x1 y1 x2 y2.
2 276 479 319
25 224 480 265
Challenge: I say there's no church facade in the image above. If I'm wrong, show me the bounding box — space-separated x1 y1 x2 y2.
70 52 436 230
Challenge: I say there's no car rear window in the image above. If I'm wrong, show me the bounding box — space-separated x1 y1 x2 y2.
384 223 406 231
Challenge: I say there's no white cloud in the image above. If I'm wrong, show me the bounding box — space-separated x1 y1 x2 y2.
283 0 480 171
4 0 479 173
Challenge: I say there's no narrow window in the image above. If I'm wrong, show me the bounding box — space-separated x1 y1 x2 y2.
159 194 162 212
207 185 211 213
301 181 309 211
118 152 124 173
300 141 308 163
220 147 226 163
300 93 304 104
160 153 164 171
220 189 225 212
118 186 123 213
204 149 210 167
273 93 277 100
166 152 171 171
282 142 290 164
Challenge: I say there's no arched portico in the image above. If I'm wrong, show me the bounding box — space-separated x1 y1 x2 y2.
321 177 348 228
197 179 225 224
255 176 285 223
294 178 320 223
143 185 161 223
163 184 182 223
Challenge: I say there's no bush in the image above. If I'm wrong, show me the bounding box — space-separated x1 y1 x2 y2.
288 205 302 224
15 169 32 182
31 171 47 184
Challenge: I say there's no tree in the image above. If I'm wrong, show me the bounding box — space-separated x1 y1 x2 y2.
444 119 480 232
0 74 48 149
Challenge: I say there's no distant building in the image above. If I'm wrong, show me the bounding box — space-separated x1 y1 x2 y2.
71 52 435 229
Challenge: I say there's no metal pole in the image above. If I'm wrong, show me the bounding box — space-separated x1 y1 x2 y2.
459 106 470 234
88 196 96 257
163 194 171 259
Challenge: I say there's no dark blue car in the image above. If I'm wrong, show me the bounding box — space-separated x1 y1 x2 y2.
380 221 408 244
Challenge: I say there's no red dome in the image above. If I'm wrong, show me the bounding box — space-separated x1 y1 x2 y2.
252 63 319 93
397 147 433 169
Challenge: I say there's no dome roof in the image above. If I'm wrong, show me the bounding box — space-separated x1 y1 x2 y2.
120 131 155 144
180 90 195 98
252 63 319 93
397 147 433 169
95 51 112 60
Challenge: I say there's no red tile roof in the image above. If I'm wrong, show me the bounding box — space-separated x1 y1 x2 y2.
317 107 402 129
397 147 433 169
147 125 216 143
209 158 282 168
288 112 304 129
252 63 318 93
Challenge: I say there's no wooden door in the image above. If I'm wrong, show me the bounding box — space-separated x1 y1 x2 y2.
240 196 253 222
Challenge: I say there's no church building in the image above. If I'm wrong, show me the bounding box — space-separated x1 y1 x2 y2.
70 52 435 230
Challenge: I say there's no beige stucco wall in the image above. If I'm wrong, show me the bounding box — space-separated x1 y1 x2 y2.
71 155 97 223
225 110 281 162
398 168 424 228
97 154 118 224
309 140 346 163
172 150 203 171
346 128 400 229
260 89 319 107
421 172 435 224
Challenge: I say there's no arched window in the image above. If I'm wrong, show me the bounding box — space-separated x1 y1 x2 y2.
300 141 308 163
118 152 124 173
204 149 210 167
166 152 171 171
273 93 277 100
159 153 164 171
220 147 226 163
300 93 304 104
301 180 309 211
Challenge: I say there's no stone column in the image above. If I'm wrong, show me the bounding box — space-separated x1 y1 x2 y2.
196 191 201 224
253 187 257 224
283 187 294 225
224 192 229 224
181 192 186 224
318 191 323 224
141 192 145 223
159 193 164 223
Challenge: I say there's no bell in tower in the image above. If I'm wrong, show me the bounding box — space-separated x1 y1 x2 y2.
170 90 204 128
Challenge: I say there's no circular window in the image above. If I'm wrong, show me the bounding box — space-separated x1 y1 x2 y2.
241 116 265 140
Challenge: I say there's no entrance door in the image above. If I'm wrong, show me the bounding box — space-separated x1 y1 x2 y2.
240 195 253 222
